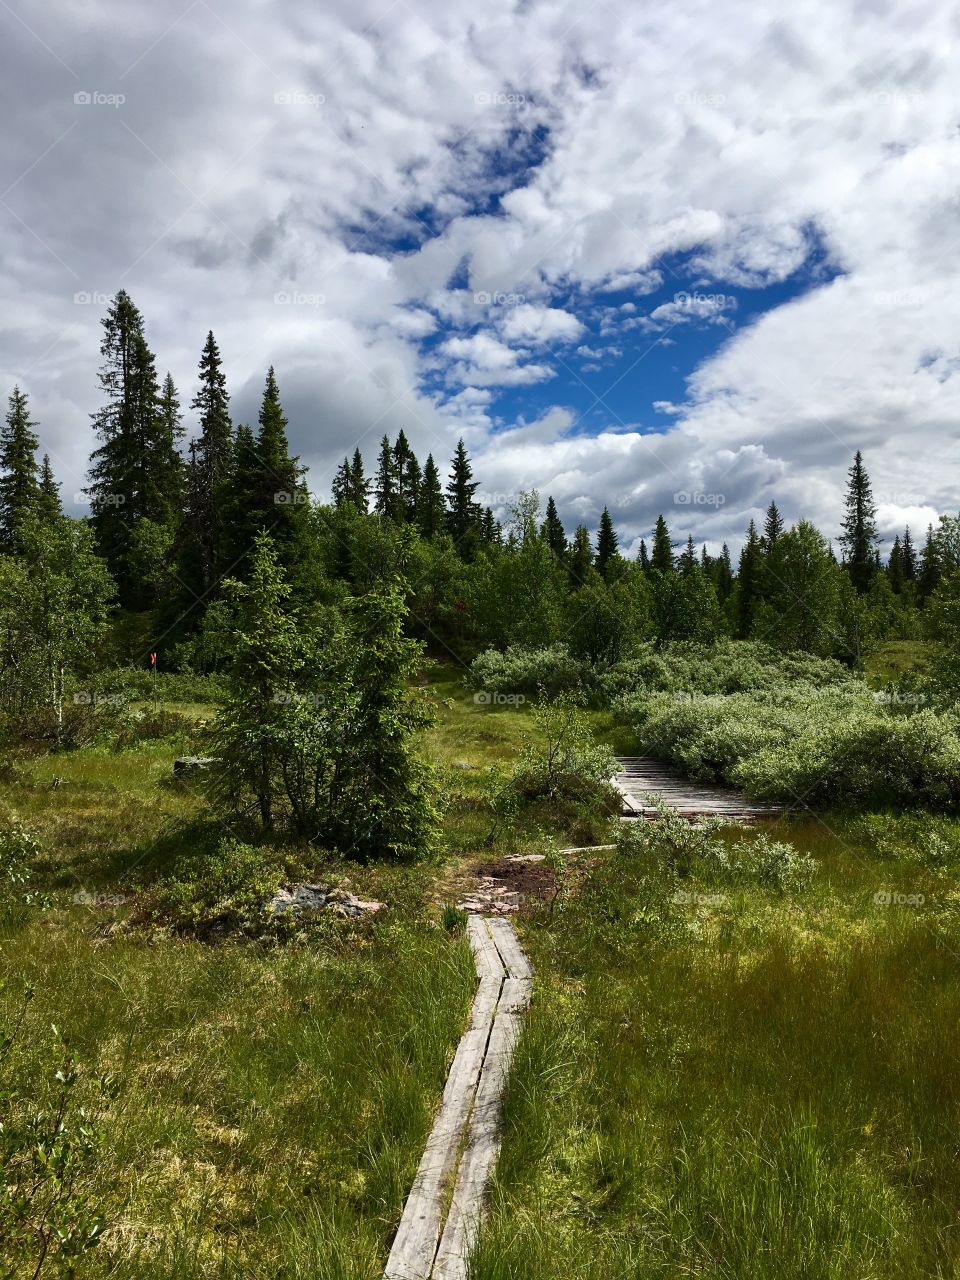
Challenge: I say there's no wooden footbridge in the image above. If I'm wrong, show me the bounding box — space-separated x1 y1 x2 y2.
613 756 782 821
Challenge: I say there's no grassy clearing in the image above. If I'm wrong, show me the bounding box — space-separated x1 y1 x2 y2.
474 811 960 1279
1 690 476 1278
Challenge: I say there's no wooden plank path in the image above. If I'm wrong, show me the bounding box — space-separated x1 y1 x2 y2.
613 755 782 821
384 916 532 1280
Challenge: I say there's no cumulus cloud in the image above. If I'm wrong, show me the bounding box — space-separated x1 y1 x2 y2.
0 0 957 555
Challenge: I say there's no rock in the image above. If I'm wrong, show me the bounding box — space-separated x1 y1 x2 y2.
174 756 218 775
452 760 479 770
264 883 385 920
505 854 546 863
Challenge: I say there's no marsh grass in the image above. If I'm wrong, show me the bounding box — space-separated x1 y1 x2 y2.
474 815 960 1279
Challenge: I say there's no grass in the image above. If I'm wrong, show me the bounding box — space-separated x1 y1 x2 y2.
472 811 960 1279
6 659 960 1277
0 693 476 1278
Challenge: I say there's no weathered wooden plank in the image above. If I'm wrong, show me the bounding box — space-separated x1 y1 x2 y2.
384 1025 490 1279
432 1009 526 1280
467 915 505 983
612 755 782 821
485 918 534 981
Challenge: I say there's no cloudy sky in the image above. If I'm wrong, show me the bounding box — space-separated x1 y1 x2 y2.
1 0 958 555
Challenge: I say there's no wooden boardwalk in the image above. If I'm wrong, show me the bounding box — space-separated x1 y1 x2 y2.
384 916 532 1280
613 756 782 821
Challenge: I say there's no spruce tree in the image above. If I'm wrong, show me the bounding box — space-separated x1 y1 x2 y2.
417 454 445 539
186 330 234 589
888 534 905 593
373 435 397 517
568 525 593 587
595 507 619 577
87 291 183 604
0 386 41 550
37 454 61 522
402 451 422 523
678 534 697 574
542 496 566 557
901 526 916 580
348 447 370 513
918 525 941 600
638 538 650 573
735 519 763 637
763 500 784 548
332 456 352 508
651 515 674 573
840 450 878 593
445 438 481 549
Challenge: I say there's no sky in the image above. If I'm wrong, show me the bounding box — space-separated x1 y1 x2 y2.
1 0 958 556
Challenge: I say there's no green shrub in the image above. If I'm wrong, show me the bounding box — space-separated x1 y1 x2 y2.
144 837 291 937
466 644 590 698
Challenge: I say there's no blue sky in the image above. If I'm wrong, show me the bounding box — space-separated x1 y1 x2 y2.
0 0 956 554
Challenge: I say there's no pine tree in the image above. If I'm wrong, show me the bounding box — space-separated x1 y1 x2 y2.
902 526 917 580
888 534 905 593
638 538 650 573
374 435 398 517
542 496 566 557
0 386 41 550
713 543 734 601
568 525 593 587
595 507 619 577
919 524 941 600
37 454 61 522
840 450 878 593
480 507 502 544
402 451 422 523
763 500 784 548
348 447 370 513
186 330 234 589
445 438 480 549
735 519 763 637
651 515 674 573
332 456 353 508
86 291 183 604
678 534 697 574
417 454 445 539
225 370 307 578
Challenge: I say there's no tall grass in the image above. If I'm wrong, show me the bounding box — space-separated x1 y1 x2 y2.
474 820 960 1279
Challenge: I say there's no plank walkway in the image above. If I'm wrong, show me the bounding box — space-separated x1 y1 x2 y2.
384 916 532 1280
613 755 782 821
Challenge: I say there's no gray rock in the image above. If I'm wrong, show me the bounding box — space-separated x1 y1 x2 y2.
264 883 385 919
173 756 218 774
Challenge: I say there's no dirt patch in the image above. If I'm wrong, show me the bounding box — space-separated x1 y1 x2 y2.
453 854 557 915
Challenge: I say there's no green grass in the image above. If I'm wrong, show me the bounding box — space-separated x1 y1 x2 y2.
472 813 960 1279
0 692 476 1278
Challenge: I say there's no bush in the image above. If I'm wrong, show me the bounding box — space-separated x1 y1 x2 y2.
466 645 590 699
144 837 291 937
617 664 960 811
0 820 45 913
0 982 113 1274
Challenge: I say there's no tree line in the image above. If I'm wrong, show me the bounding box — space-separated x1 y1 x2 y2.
0 290 952 682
